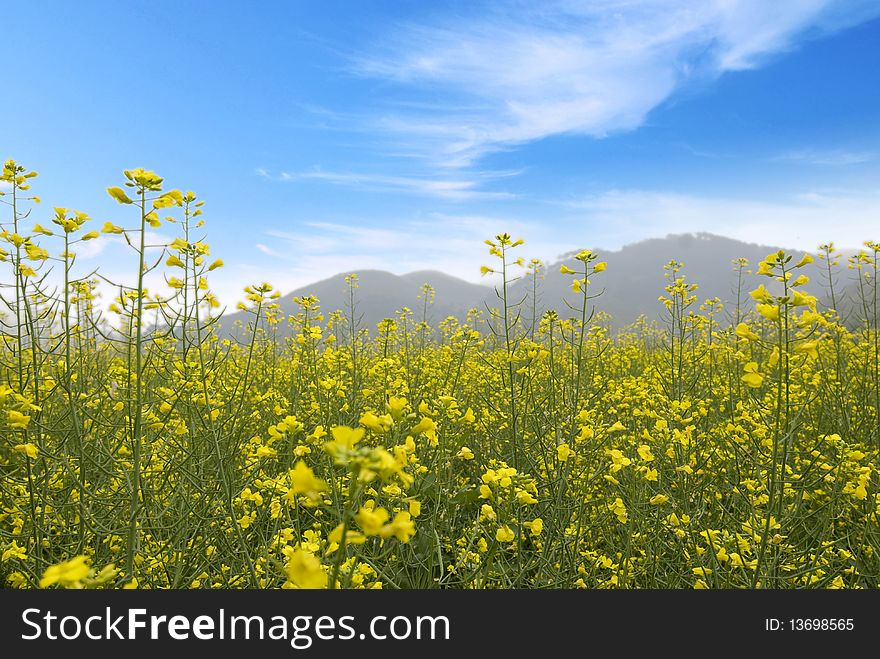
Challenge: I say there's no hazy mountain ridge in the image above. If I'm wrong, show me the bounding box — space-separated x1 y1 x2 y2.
218 268 489 335
535 233 788 328
219 233 863 334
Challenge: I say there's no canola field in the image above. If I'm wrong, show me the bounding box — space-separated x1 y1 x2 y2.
1 160 878 589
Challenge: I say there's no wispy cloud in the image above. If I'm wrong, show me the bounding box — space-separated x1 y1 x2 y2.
255 243 282 257
257 167 519 200
210 214 570 298
197 185 880 305
565 188 880 251
351 0 880 167
770 148 875 166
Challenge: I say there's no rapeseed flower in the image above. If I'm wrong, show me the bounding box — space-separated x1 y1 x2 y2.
40 556 91 589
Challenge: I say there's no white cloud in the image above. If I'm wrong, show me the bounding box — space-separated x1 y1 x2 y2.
770 149 875 166
352 0 880 167
69 235 112 260
565 188 880 252
195 185 880 306
259 167 519 200
200 214 570 302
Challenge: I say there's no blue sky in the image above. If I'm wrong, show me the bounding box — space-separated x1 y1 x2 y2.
4 0 880 303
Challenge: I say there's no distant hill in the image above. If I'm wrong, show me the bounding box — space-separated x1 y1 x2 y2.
217 268 489 336
532 233 788 328
218 233 861 334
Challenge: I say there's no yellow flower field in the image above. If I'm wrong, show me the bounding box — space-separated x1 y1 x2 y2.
1 159 878 589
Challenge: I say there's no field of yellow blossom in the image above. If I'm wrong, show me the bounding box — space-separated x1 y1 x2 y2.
1 159 878 589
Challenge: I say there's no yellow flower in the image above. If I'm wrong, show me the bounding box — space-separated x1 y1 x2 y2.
557 443 573 462
255 445 276 458
495 525 515 542
795 253 814 268
649 494 669 506
324 425 364 462
516 489 538 505
285 549 327 589
828 575 845 589
360 411 392 433
380 511 416 543
750 284 772 302
791 291 815 308
327 524 366 552
735 323 760 341
25 242 48 260
107 186 133 204
756 303 779 321
606 448 631 472
795 340 819 360
524 518 543 536
385 396 407 419
411 416 436 435
7 410 31 429
742 362 764 388
457 446 475 460
14 443 39 459
593 261 607 273
39 556 91 588
288 461 327 501
756 261 774 276
559 264 575 274
480 504 497 522
2 540 28 561
356 506 390 536
608 498 628 524
101 221 124 234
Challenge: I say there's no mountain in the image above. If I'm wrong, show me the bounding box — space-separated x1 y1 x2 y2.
532 232 788 328
217 269 489 336
218 233 855 335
